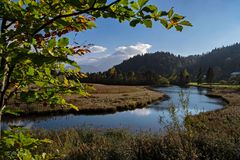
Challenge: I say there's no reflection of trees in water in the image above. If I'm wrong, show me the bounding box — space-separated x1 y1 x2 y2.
150 102 170 112
3 110 118 124
197 87 206 95
3 114 71 126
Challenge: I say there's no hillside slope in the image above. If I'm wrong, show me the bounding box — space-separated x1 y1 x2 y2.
115 43 240 81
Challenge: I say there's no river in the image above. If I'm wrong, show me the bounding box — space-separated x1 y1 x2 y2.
2 86 225 132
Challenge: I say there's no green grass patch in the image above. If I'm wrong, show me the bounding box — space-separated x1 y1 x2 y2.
189 82 240 89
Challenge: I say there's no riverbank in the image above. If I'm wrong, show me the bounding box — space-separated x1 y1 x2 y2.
190 87 240 133
189 82 240 90
6 84 166 117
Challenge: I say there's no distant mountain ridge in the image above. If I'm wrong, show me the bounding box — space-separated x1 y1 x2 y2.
114 43 240 81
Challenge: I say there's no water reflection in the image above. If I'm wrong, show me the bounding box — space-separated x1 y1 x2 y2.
4 121 34 129
130 108 151 116
196 87 208 95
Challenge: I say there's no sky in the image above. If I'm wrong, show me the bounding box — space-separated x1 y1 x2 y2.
68 0 240 72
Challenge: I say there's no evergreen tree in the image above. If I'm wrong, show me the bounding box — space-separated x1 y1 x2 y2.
197 67 203 84
206 67 214 84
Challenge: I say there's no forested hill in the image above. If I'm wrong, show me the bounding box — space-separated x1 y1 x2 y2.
115 43 240 81
115 52 197 76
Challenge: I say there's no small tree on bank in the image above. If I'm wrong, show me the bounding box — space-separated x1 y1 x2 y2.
0 0 192 136
206 67 214 84
178 68 190 86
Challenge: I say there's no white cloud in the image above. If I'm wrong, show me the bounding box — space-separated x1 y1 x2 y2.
115 43 152 58
89 45 107 53
94 43 152 71
70 43 152 72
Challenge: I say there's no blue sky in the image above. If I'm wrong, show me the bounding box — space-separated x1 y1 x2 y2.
69 0 240 72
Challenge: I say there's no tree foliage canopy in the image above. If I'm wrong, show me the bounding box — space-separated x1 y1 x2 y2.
0 1 192 158
0 0 191 113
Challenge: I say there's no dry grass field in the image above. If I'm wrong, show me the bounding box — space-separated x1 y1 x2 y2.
7 84 165 116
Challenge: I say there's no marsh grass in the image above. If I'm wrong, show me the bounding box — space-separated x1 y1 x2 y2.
34 122 240 159
29 89 240 160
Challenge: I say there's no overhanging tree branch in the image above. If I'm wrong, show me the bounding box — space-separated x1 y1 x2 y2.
0 18 7 69
31 0 120 36
5 20 16 29
0 65 14 109
0 18 6 34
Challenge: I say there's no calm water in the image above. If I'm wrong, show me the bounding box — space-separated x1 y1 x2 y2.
3 86 225 132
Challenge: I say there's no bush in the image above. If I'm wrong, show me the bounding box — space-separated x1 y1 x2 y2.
157 76 170 86
0 127 54 160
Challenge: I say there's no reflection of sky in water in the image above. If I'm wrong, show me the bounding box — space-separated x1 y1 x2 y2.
130 108 151 116
2 86 225 132
6 121 34 129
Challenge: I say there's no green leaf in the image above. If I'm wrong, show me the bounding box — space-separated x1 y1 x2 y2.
35 81 45 87
67 0 82 7
56 19 69 26
142 5 157 13
180 20 192 26
110 5 117 12
41 40 45 47
96 0 107 5
159 11 168 17
68 103 79 111
18 0 24 7
48 38 56 48
167 23 173 29
120 0 128 6
60 64 65 73
38 71 43 78
32 38 37 45
5 139 15 147
61 98 66 105
64 77 69 86
3 109 20 116
45 68 51 76
172 14 185 20
24 0 31 5
143 19 152 28
41 139 52 144
138 0 148 8
160 18 168 28
58 37 69 47
175 25 183 32
130 19 140 27
27 66 34 76
50 78 55 84
168 7 174 18
87 0 97 7
130 1 139 10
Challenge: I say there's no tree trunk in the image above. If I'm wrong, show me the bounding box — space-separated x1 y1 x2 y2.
0 105 6 138
0 111 2 138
